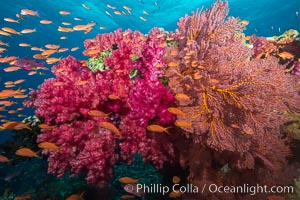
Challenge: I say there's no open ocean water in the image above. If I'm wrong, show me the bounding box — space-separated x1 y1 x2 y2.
0 0 299 200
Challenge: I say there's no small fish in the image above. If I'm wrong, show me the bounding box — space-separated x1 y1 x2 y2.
60 36 67 40
58 26 73 32
76 80 88 86
46 57 61 64
168 107 185 116
0 155 10 162
62 22 71 26
241 20 249 26
19 43 31 47
175 120 192 129
28 71 37 75
114 10 122 15
119 177 139 184
154 1 160 9
169 190 183 198
42 49 57 56
143 10 149 15
15 148 39 158
175 93 190 100
40 20 52 24
107 4 117 9
53 81 67 86
21 9 39 16
172 176 181 184
71 47 79 51
38 142 59 150
0 30 11 36
45 44 60 49
278 52 294 60
167 61 178 67
0 40 9 46
105 11 113 18
123 6 132 11
2 27 21 35
108 94 120 100
16 13 26 20
3 66 21 72
66 192 84 200
59 11 71 15
100 121 121 137
88 110 110 117
4 18 19 23
58 48 69 52
120 195 136 199
74 17 83 21
14 79 25 85
38 123 56 130
33 54 46 59
82 3 90 10
139 16 147 21
21 28 36 34
147 124 170 134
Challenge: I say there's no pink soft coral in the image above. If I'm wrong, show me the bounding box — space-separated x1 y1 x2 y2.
25 28 176 187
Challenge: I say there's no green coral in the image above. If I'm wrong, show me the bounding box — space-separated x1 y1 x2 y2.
129 69 139 80
111 154 162 200
87 50 112 72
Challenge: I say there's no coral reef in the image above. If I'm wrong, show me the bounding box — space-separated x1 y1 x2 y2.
21 1 300 199
24 28 176 187
165 0 300 199
111 153 162 200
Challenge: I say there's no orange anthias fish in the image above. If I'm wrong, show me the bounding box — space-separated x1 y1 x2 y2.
169 190 184 198
76 80 88 86
100 121 121 137
38 142 59 150
88 110 110 118
172 176 181 184
278 51 294 60
175 120 192 129
146 124 170 134
38 123 56 130
3 66 21 72
2 27 21 35
15 148 39 158
120 195 136 199
21 9 39 16
119 177 139 184
59 10 71 15
0 89 20 99
175 93 190 100
167 107 186 116
108 94 120 100
0 155 10 162
40 20 52 24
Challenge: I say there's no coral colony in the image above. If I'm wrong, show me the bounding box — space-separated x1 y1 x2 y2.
24 0 300 199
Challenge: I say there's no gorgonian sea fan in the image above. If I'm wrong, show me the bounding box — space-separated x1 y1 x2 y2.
166 0 299 166
24 28 176 187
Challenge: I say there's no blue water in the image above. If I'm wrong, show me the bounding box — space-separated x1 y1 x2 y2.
0 0 299 142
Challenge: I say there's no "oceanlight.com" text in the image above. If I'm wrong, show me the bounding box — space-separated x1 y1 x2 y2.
132 183 294 196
